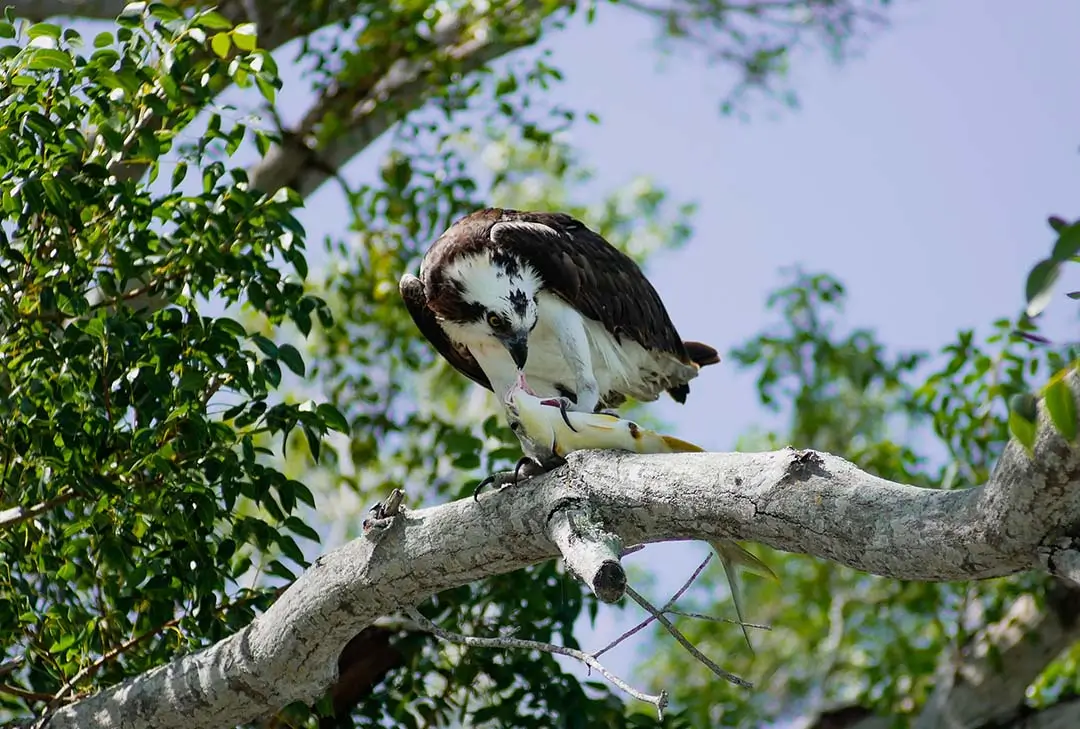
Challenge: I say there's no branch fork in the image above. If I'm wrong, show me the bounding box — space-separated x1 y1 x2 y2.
546 497 626 604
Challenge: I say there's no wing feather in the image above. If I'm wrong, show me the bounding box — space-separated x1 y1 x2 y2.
489 211 691 361
399 273 492 391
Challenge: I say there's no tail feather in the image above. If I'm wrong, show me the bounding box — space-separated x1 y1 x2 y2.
684 340 721 367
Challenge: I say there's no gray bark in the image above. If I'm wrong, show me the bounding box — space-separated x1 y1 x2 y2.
915 581 1080 729
40 375 1080 729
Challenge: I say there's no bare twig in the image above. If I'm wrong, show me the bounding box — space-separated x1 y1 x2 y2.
625 585 752 689
1 683 53 703
49 585 290 709
404 607 669 719
664 609 772 630
0 490 76 532
51 619 179 705
0 658 24 679
592 554 713 659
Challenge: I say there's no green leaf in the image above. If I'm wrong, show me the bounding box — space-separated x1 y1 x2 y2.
1051 224 1080 262
1044 378 1078 442
49 632 76 654
1008 408 1037 453
316 403 349 434
277 343 305 376
171 160 188 188
1009 392 1039 423
266 560 296 581
250 334 279 358
303 425 321 463
195 10 233 29
1025 258 1061 318
262 358 281 387
210 32 231 59
231 23 257 51
255 75 275 104
148 2 183 22
284 516 320 543
117 2 145 26
216 318 247 338
25 48 74 72
27 23 62 40
0 21 15 39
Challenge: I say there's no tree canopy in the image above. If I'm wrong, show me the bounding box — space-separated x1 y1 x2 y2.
1 1 1079 728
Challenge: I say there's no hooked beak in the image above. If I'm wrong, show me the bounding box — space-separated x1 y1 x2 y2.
501 330 529 370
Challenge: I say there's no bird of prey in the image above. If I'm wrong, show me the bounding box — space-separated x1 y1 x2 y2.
502 385 775 653
399 207 720 418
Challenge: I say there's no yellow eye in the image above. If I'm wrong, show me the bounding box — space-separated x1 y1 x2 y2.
487 313 505 329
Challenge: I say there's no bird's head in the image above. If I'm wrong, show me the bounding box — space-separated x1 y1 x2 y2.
440 252 541 370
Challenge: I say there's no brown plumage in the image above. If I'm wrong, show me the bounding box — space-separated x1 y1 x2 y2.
400 207 720 405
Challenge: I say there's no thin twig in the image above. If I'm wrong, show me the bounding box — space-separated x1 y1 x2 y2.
51 618 180 704
0 657 23 679
593 554 713 659
0 683 53 702
665 609 772 630
0 490 76 532
52 585 290 705
625 585 752 689
405 607 669 719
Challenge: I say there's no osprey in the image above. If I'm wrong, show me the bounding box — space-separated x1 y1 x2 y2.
399 208 720 417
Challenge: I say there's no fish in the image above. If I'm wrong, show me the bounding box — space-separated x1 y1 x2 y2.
503 384 775 653
505 383 705 459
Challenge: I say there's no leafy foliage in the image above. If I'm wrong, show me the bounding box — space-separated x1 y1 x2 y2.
0 7 345 717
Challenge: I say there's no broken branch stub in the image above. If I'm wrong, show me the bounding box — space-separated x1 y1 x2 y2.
546 498 626 603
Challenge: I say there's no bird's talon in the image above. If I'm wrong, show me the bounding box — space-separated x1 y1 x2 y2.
473 457 544 501
539 397 579 433
513 456 532 481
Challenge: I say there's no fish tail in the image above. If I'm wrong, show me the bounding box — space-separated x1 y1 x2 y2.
709 540 777 655
659 435 705 453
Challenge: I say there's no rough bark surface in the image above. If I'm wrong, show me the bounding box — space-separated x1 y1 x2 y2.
38 376 1080 729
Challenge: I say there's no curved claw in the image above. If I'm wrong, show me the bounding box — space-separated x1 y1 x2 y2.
540 397 579 433
474 456 543 501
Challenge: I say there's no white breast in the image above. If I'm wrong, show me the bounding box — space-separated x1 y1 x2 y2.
526 293 694 405
441 291 697 407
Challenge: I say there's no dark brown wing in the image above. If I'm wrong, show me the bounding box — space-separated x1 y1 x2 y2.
487 210 691 361
399 273 492 391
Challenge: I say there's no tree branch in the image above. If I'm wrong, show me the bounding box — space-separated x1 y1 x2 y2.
914 579 1080 729
316 626 405 728
6 0 126 22
246 2 552 196
0 490 76 532
15 0 344 55
808 580 1080 729
546 496 627 603
40 374 1080 728
404 607 669 718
